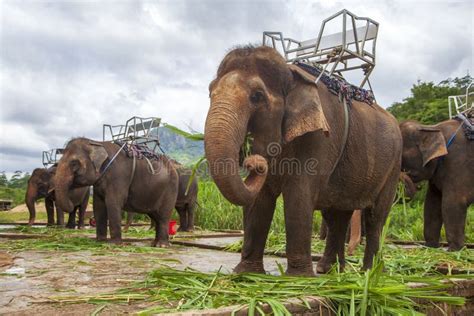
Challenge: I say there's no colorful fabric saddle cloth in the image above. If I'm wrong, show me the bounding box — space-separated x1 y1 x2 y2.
116 141 163 160
294 61 375 106
456 109 474 141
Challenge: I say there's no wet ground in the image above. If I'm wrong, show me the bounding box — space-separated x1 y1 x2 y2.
0 230 290 315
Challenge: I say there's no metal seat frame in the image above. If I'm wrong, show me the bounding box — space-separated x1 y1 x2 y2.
42 148 64 167
263 9 379 89
449 82 474 119
102 116 162 153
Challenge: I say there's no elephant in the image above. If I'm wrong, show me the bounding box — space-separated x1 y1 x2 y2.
54 138 179 247
25 166 89 228
204 46 402 275
124 164 199 232
318 210 362 256
400 119 474 250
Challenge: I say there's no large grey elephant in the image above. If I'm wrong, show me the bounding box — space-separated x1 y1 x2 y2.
204 46 402 275
25 166 89 228
400 118 473 250
54 138 179 247
124 163 198 232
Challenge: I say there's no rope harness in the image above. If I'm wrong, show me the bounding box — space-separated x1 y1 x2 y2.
95 141 163 184
294 61 377 176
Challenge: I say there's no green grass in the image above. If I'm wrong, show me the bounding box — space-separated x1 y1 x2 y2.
0 210 49 223
195 181 323 234
50 262 470 315
0 226 167 254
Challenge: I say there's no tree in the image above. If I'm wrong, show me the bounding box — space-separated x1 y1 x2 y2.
0 172 8 187
387 75 473 124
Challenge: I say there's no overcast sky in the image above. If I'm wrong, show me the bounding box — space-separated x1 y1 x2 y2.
0 0 472 174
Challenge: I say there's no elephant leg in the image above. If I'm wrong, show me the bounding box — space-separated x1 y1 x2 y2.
283 186 315 276
56 204 64 227
150 209 172 248
319 218 327 240
45 197 55 226
347 209 362 256
77 202 86 230
93 194 107 242
106 200 122 244
362 179 395 270
442 193 467 251
124 212 134 232
187 203 195 232
65 208 77 229
176 207 188 232
423 185 442 248
316 209 353 274
234 186 277 274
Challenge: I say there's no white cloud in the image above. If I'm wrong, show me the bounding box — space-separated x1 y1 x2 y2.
0 0 472 173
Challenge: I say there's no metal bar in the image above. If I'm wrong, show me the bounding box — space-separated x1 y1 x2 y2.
351 15 360 54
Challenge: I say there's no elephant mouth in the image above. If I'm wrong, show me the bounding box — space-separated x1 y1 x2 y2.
238 133 254 167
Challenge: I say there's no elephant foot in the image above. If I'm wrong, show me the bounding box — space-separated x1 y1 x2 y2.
316 257 340 274
448 244 464 252
286 267 314 277
287 258 315 276
78 225 85 230
28 219 35 226
425 241 440 248
178 227 194 233
96 236 107 242
46 223 55 227
233 260 265 274
109 239 122 245
65 224 76 229
152 240 170 248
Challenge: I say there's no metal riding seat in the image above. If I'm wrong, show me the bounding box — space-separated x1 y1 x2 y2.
263 9 378 90
103 116 162 153
449 82 474 140
42 148 64 167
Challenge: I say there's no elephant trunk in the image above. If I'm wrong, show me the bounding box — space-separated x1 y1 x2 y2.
54 162 75 213
25 184 37 225
400 172 417 199
204 99 268 206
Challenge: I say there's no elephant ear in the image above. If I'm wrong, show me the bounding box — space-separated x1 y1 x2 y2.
417 127 448 167
89 142 109 173
283 64 330 143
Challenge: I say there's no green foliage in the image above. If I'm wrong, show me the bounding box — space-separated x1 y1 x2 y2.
387 75 472 124
50 265 469 315
195 181 323 234
0 171 30 206
154 126 204 166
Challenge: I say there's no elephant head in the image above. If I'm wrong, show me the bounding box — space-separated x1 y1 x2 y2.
25 167 55 225
55 138 108 213
399 121 448 183
204 46 329 206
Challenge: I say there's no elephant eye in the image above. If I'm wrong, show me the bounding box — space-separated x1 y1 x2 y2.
250 91 264 104
69 159 81 172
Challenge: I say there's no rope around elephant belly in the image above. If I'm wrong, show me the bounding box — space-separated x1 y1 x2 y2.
328 96 350 177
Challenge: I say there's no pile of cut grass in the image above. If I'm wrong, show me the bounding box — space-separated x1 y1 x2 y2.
50 263 470 315
0 227 166 254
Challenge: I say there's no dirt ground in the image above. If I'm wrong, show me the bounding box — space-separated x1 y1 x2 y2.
0 236 286 315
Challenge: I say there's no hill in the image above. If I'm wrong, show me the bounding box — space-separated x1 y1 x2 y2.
155 127 204 165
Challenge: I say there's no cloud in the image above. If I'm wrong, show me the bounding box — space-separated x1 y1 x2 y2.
0 0 472 173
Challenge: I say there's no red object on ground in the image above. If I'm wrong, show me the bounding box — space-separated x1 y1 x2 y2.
169 220 177 235
89 217 96 227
